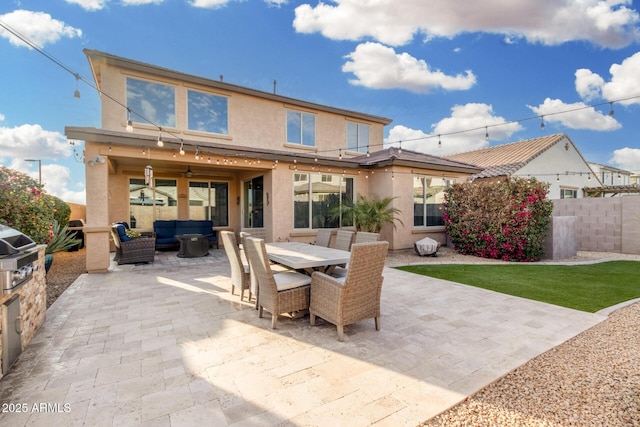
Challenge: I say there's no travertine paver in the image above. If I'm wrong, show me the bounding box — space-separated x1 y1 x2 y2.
0 250 604 426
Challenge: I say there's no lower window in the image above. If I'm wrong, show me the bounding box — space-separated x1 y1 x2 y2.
128 178 177 229
413 176 453 227
189 181 229 226
560 188 578 199
294 173 354 228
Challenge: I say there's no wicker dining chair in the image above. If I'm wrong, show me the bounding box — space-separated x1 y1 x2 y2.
333 230 354 252
244 237 311 329
310 241 389 341
315 229 332 247
221 231 251 301
354 231 380 244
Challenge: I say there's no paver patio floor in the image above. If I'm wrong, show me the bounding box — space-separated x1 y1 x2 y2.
0 250 605 426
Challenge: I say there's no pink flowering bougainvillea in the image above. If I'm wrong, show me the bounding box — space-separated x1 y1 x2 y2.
443 177 553 262
0 166 69 245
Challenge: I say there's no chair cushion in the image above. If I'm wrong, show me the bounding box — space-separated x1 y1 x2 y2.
274 271 311 291
115 224 131 242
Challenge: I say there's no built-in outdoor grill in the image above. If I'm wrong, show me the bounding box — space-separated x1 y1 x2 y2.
0 224 39 295
0 224 41 374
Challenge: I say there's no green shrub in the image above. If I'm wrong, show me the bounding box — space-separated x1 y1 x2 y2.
443 178 553 262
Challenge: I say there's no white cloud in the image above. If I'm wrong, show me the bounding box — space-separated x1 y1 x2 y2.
0 10 82 48
386 103 522 155
190 0 234 8
0 113 5 122
64 0 108 11
0 124 72 161
601 51 640 105
575 52 640 108
342 42 476 93
122 0 165 5
528 98 621 131
294 0 640 48
575 68 605 101
9 160 85 204
610 147 640 171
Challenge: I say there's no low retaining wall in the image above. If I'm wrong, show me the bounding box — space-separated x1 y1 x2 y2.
553 195 640 255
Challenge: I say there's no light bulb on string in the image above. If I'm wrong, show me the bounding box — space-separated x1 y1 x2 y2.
609 102 615 116
179 141 185 156
126 109 133 132
73 74 80 98
157 129 164 147
540 116 545 131
485 126 489 141
195 146 200 160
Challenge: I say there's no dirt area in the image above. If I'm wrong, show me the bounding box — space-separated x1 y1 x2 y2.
45 248 86 308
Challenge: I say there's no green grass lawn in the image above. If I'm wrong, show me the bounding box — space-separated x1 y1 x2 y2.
396 261 640 312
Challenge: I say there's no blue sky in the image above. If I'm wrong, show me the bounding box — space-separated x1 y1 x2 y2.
1 0 640 204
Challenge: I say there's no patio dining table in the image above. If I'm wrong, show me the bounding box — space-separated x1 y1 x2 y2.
265 241 351 275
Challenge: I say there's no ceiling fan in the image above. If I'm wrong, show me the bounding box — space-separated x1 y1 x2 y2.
182 165 225 178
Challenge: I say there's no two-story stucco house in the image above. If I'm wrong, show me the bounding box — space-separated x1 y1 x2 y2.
66 50 481 273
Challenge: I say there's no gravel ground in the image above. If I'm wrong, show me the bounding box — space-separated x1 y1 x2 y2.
44 248 86 308
45 247 640 426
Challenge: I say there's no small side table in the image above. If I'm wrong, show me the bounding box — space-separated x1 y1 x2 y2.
176 234 210 258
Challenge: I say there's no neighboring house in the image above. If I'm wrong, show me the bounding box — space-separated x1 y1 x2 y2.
588 162 631 186
66 50 481 273
444 134 602 199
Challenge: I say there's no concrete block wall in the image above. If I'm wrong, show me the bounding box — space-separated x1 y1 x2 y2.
553 195 640 255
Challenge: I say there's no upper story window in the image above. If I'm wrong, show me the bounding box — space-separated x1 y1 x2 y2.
126 77 175 128
287 110 315 147
187 90 228 135
347 122 370 153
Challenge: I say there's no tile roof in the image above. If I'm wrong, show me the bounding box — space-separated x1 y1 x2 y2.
444 133 569 178
352 146 483 173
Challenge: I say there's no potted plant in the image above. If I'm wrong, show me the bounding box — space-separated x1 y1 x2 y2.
44 220 81 273
332 195 403 233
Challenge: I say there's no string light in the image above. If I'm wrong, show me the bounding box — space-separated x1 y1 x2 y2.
485 126 489 141
4 18 640 165
195 146 200 160
540 115 545 130
157 129 164 147
179 141 185 156
73 73 80 98
126 109 133 132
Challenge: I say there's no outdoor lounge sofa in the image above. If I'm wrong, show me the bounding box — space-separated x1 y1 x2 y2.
153 220 219 250
111 223 156 265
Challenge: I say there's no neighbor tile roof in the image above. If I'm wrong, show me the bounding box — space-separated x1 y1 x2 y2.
444 133 568 178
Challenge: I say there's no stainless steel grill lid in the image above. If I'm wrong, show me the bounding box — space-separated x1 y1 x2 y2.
0 224 37 257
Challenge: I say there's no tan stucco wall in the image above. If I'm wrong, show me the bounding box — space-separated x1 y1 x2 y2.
98 63 386 158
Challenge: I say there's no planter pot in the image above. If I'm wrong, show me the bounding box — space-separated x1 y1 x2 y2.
44 254 54 274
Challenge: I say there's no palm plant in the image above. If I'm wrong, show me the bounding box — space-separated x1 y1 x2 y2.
336 195 403 233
